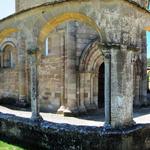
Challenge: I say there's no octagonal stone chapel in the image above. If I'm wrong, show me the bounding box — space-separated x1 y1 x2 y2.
0 0 150 128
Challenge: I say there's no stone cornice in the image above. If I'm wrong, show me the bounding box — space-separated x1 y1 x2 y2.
0 0 85 23
125 0 150 13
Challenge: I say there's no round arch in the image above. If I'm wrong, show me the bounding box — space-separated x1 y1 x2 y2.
0 42 17 68
38 12 103 46
79 40 105 111
1 41 16 51
79 40 104 72
0 28 19 44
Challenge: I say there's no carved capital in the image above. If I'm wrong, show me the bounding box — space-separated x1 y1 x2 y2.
104 52 111 60
102 49 111 60
27 47 39 55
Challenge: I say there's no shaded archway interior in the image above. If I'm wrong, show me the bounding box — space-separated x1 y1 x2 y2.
98 62 105 109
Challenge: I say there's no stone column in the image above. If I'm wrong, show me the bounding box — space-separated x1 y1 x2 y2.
17 36 27 106
111 45 135 128
28 49 42 120
79 72 86 114
90 73 97 110
18 55 26 101
104 51 111 128
0 51 3 67
57 33 66 114
63 22 78 116
84 72 92 110
141 32 148 105
93 74 98 107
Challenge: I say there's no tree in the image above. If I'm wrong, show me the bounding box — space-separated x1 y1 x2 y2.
147 58 150 67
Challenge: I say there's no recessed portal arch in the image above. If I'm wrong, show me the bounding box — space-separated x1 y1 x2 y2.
79 40 105 111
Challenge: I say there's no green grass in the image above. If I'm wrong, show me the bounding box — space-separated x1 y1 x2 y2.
0 141 24 150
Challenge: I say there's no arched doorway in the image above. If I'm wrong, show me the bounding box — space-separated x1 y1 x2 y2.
79 40 106 112
98 62 105 109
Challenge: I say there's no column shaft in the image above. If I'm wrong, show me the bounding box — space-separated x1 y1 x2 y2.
57 33 66 113
63 22 78 115
104 53 111 127
18 54 26 101
29 51 42 120
17 36 26 105
79 73 86 113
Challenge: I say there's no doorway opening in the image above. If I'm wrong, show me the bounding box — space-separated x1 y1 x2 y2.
98 62 105 109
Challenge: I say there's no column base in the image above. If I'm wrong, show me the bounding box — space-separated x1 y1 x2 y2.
15 96 29 108
57 106 66 114
78 105 87 115
103 122 112 130
63 107 79 117
111 119 136 129
31 113 43 121
85 103 97 112
125 119 136 127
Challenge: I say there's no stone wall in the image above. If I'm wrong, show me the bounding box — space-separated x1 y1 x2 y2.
39 32 64 112
0 69 19 100
0 45 19 102
0 113 150 150
16 0 58 12
38 23 98 112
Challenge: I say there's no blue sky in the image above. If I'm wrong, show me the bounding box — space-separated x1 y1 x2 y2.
0 0 15 19
0 0 150 58
147 32 150 58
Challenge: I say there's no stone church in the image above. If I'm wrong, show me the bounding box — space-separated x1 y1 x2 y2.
0 0 150 128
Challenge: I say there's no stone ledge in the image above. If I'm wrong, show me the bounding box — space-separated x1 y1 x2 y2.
0 113 150 150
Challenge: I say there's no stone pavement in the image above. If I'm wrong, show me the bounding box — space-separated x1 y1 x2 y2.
0 106 149 127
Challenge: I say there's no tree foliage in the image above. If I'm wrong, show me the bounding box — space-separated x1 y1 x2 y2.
147 58 150 67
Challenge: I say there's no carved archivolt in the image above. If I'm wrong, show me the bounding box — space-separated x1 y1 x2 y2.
79 40 104 73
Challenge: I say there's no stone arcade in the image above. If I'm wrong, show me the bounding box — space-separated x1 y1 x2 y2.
0 0 150 128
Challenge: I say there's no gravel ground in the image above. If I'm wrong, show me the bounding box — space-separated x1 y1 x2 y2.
0 106 149 127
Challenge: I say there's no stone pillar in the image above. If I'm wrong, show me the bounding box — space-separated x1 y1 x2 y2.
63 22 78 116
84 72 92 110
18 55 26 101
90 73 97 110
28 49 42 120
0 51 3 67
104 51 111 128
57 33 66 114
17 36 27 106
111 45 135 128
93 74 98 107
79 73 87 114
141 32 148 105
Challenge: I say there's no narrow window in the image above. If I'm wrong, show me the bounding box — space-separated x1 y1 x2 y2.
2 45 15 68
45 38 49 56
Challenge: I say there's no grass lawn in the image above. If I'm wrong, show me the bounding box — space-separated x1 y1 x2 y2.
0 141 24 150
